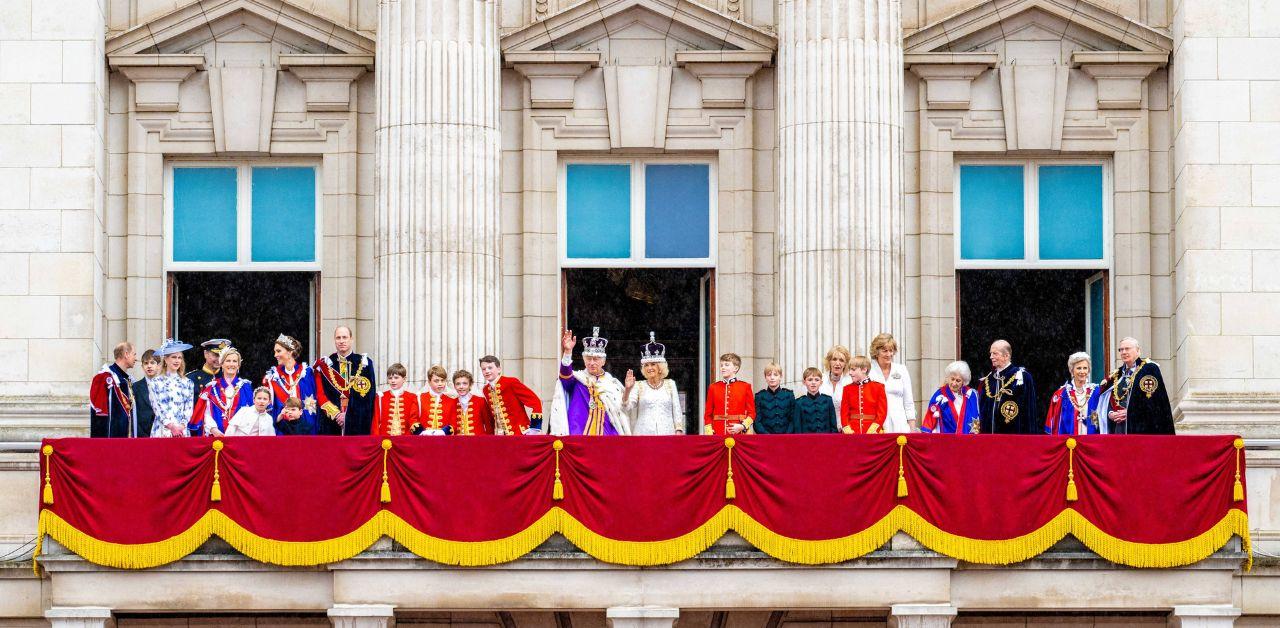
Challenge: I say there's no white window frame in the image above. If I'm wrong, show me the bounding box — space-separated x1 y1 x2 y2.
953 158 1111 270
164 158 323 271
558 156 718 268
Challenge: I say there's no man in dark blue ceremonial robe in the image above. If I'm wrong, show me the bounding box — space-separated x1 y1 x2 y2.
1097 337 1175 435
977 339 1037 434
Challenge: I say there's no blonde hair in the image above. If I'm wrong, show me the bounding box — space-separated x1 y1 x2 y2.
427 364 448 381
870 333 898 357
849 355 872 372
719 353 742 367
823 345 851 372
219 348 242 367
763 362 783 377
802 367 823 380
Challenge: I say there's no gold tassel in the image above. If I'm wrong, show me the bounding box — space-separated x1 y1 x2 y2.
1233 438 1245 502
210 440 223 502
41 445 54 503
552 440 565 501
380 439 392 504
1065 438 1079 502
724 437 736 500
896 435 908 498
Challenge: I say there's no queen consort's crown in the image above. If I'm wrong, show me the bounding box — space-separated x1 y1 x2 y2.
640 331 666 364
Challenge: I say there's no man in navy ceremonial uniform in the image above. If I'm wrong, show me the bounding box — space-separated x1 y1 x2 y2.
1097 337 1175 435
977 339 1038 434
313 326 377 435
186 338 229 391
89 342 138 438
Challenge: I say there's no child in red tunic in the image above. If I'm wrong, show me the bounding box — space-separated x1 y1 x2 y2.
840 355 889 434
373 363 419 436
703 352 757 435
451 369 493 436
414 364 457 435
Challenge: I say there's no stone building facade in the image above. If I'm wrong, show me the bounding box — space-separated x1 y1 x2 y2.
2 0 1280 624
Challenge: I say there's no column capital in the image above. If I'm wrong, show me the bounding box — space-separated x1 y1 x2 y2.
1170 605 1241 628
46 607 113 628
606 606 680 628
888 604 957 628
329 604 396 628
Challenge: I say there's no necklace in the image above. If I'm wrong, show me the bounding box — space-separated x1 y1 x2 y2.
275 364 304 397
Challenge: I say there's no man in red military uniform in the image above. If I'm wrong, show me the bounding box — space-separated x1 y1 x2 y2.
479 355 544 435
703 352 756 435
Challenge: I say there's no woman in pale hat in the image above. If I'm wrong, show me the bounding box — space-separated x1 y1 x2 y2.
148 338 195 438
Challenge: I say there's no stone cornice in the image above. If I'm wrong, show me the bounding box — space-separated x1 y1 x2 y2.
904 52 998 110
675 50 772 109
506 51 602 109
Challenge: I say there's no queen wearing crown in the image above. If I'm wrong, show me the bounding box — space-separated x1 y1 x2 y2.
622 332 685 436
548 328 630 436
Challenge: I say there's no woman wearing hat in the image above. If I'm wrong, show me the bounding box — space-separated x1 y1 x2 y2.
622 332 684 436
148 339 196 438
264 334 326 435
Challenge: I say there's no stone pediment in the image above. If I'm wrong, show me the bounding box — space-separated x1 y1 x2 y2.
904 0 1171 55
105 0 374 57
501 0 777 55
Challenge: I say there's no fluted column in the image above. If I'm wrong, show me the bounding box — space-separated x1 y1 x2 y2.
776 0 905 383
376 0 501 386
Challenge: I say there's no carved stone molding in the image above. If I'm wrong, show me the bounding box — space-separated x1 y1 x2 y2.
905 52 997 111
675 50 772 108
280 54 372 112
108 54 204 112
506 51 601 109
1072 51 1167 110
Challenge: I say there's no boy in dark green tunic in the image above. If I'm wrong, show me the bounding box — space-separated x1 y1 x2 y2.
754 362 796 434
794 367 838 433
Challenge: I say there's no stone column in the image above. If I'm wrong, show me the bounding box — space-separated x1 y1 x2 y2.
46 607 113 628
606 606 679 628
775 0 906 383
888 604 956 628
375 0 501 387
329 604 396 628
1169 605 1240 628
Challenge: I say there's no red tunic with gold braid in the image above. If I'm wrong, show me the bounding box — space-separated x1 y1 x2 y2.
839 379 889 434
483 376 544 435
373 390 420 436
702 379 756 435
451 394 494 436
415 391 457 434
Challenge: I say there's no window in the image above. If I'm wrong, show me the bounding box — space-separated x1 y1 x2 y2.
956 161 1108 268
166 161 321 269
560 158 716 267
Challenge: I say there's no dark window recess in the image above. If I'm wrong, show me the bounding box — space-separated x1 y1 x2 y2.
169 271 317 381
564 268 711 434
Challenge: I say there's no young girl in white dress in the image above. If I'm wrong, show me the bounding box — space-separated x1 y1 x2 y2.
225 387 278 436
622 333 684 435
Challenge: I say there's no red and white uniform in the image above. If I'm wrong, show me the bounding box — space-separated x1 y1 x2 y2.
451 393 493 436
373 389 420 436
416 390 457 435
702 379 756 435
840 379 889 434
483 376 544 435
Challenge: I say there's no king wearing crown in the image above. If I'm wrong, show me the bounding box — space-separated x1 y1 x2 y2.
548 328 630 436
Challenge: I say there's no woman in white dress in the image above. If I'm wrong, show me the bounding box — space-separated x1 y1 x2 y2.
622 332 684 435
818 345 853 431
867 333 918 433
148 338 195 438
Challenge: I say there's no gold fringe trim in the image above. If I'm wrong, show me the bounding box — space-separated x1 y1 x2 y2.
36 506 1251 571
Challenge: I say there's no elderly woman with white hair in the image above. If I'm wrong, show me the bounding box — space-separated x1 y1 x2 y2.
922 361 980 434
1045 352 1102 436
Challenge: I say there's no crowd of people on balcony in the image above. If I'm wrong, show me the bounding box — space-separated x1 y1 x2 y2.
88 326 1175 439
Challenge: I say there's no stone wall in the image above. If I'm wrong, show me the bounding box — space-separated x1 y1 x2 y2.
0 0 108 440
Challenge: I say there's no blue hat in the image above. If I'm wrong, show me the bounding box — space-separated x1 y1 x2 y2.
154 338 192 357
